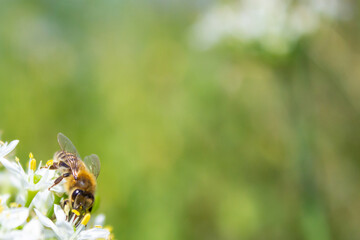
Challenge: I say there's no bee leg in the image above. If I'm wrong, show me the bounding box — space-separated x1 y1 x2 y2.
40 162 59 169
48 172 71 190
49 162 59 170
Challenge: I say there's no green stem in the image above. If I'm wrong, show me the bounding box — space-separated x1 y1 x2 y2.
46 193 62 218
25 190 39 207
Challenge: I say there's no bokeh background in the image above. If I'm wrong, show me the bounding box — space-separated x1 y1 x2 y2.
1 0 360 239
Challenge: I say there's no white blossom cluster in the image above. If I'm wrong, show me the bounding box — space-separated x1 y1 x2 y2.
0 139 111 240
190 0 352 54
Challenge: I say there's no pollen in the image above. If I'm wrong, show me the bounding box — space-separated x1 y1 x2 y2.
29 152 34 159
81 213 91 225
95 225 102 228
30 158 37 171
46 159 54 166
0 205 3 213
105 225 113 232
72 209 80 216
9 202 20 208
15 156 20 162
108 233 114 240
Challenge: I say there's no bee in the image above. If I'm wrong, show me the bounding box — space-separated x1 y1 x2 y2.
47 133 101 217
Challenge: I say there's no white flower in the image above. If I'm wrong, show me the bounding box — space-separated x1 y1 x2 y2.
0 140 19 158
190 0 353 54
0 195 29 232
76 228 111 240
35 205 110 240
0 219 43 240
0 144 65 209
0 207 29 230
0 153 63 193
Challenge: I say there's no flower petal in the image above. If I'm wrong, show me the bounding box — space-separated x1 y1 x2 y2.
49 184 65 194
34 208 64 240
56 220 74 239
0 194 11 209
9 175 23 189
54 204 66 223
1 219 43 240
15 193 26 206
0 140 19 158
34 208 57 229
0 207 29 229
22 219 43 239
32 191 53 215
35 169 50 190
93 214 106 227
78 228 110 240
0 157 23 178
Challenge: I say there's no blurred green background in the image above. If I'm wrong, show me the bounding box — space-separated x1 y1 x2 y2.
1 0 360 239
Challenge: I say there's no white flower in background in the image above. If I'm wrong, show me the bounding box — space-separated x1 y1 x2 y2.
0 205 29 232
0 218 43 240
0 137 112 240
0 172 15 194
0 194 11 210
190 0 352 54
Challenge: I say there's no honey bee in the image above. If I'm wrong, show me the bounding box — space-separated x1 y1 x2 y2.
47 133 100 217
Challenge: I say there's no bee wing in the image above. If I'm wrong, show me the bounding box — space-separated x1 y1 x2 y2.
84 154 101 179
54 150 81 178
57 133 80 158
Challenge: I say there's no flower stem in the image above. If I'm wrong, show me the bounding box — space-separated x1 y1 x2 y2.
25 190 39 207
46 193 62 218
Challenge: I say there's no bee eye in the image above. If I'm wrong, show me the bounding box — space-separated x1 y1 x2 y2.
72 189 83 200
86 193 94 201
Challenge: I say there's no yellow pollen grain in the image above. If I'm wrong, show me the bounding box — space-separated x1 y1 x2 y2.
95 225 102 228
64 204 70 215
0 206 3 213
15 156 20 162
30 158 36 171
81 213 91 225
29 152 34 159
72 209 80 216
10 202 19 208
46 159 54 166
105 225 113 232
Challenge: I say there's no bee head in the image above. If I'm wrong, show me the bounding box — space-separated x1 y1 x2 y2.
71 189 94 213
